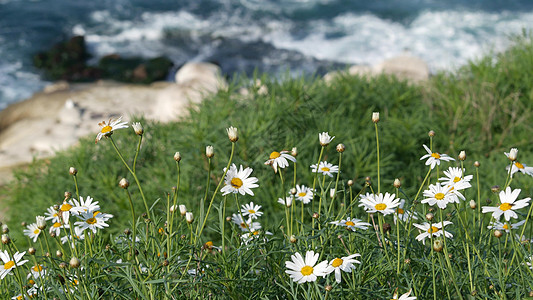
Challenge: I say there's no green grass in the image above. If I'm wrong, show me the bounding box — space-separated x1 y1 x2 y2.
1 33 533 299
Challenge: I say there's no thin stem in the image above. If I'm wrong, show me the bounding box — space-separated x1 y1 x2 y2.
133 134 142 172
375 123 380 193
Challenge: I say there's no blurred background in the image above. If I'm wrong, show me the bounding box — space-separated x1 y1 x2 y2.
2 0 533 110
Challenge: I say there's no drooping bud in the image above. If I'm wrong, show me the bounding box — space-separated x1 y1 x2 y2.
289 188 296 195
132 122 144 136
119 178 130 189
291 147 298 157
372 112 380 123
206 145 214 158
226 126 238 142
393 178 401 188
330 189 336 199
458 150 466 161
508 148 518 161
2 224 8 233
64 192 71 200
1 234 10 244
36 216 46 230
174 152 182 162
69 167 78 175
185 212 194 224
494 230 503 238
289 235 297 243
179 205 187 216
169 205 177 213
336 143 345 153
28 247 36 255
469 200 476 209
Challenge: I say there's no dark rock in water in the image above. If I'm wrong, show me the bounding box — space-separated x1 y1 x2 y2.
33 36 173 84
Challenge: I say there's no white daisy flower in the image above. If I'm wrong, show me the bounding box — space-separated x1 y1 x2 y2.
420 144 454 169
487 220 526 233
482 187 531 221
421 183 456 209
70 196 100 215
278 196 293 207
240 230 273 245
240 202 263 219
413 222 453 244
295 185 314 204
231 214 261 232
505 148 518 161
0 251 28 280
58 200 75 223
359 192 401 216
264 150 296 173
319 132 335 146
392 289 417 300
27 264 46 280
23 223 41 243
44 206 61 223
439 167 473 190
285 250 329 284
60 226 85 246
95 116 128 143
74 211 111 234
324 253 361 283
220 164 259 196
330 217 371 231
93 211 114 222
506 161 533 178
310 161 339 178
524 255 533 270
394 199 418 225
49 221 69 236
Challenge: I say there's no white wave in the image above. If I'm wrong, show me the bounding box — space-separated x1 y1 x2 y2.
0 61 47 110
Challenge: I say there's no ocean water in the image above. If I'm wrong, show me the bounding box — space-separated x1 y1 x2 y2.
1 0 533 109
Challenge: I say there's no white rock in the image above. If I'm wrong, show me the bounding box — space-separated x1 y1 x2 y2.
373 54 429 82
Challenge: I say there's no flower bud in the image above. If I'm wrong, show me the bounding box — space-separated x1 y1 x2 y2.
425 213 434 221
69 257 80 268
372 112 380 123
2 224 8 233
404 258 411 264
393 178 401 188
312 212 319 219
494 230 503 238
206 145 214 158
291 147 298 157
428 130 435 137
56 250 63 258
185 212 194 224
163 260 169 267
64 192 71 200
226 126 238 142
347 179 354 186
508 148 518 161
433 239 443 252
458 150 466 161
179 205 187 217
119 178 130 189
382 223 391 233
469 200 476 209
289 188 296 195
124 228 131 236
336 143 345 153
491 185 500 193
289 235 297 243
132 122 144 135
36 216 46 230
474 161 480 167
21 222 27 227
330 189 336 199
325 285 333 292
1 234 10 244
59 262 67 269
174 152 181 162
365 176 371 186
69 167 78 175
28 247 36 255
169 205 177 213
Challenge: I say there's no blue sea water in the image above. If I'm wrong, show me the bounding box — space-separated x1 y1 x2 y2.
1 0 533 109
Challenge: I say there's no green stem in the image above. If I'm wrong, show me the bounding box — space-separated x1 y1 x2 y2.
375 123 380 193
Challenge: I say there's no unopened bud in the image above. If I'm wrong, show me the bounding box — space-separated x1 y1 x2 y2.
69 167 78 175
290 188 296 195
365 176 371 186
185 212 194 224
458 150 466 161
508 148 518 161
290 235 297 243
494 230 503 238
382 223 391 233
206 145 214 158
226 126 238 142
486 198 492 204
132 122 144 135
325 285 333 292
426 213 434 221
372 112 380 123
2 224 8 233
404 258 411 264
393 178 401 188
336 143 345 153
56 250 63 258
21 222 27 227
59 262 67 269
474 161 480 167
69 257 80 268
428 130 435 137
119 178 130 189
174 152 181 162
469 200 476 209
36 216 46 230
433 240 443 252
330 189 336 199
312 212 319 219
124 228 131 235
1 234 10 244
226 217 231 222
45 252 50 257
347 179 354 186
28 247 36 255
50 232 56 238
169 205 177 213
179 205 187 216
163 260 169 266
491 185 500 193
291 147 298 157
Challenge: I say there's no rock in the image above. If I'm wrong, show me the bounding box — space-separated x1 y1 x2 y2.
43 81 70 94
98 55 173 84
374 54 429 83
175 62 227 92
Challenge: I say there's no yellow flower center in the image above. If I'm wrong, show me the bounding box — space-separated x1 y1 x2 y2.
269 151 281 159
435 193 445 200
252 231 259 235
298 192 307 197
397 208 405 214
300 265 314 276
16 296 23 300
515 162 525 169
4 260 15 269
331 258 343 268
428 226 439 234
86 217 97 225
33 229 40 234
205 241 214 248
453 177 461 183
60 203 72 212
499 203 512 211
53 222 61 228
231 177 243 189
101 125 112 133
32 265 43 272
28 279 35 285
240 222 248 229
503 224 509 230
93 211 101 217
375 203 387 211
321 167 330 172
345 221 355 226
248 209 256 214
431 153 441 159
